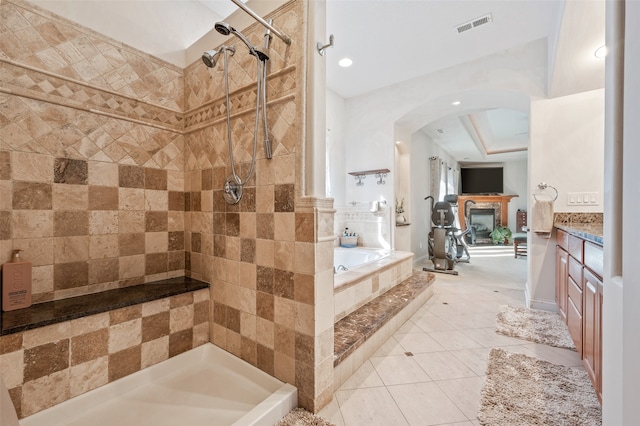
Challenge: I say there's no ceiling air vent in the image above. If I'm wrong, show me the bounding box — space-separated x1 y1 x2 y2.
455 13 493 34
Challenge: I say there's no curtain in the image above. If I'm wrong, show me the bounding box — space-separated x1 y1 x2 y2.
430 157 459 201
429 157 444 201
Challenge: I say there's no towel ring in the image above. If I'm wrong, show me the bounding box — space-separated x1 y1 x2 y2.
533 182 558 201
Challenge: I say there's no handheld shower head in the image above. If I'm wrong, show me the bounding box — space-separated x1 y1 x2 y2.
201 45 235 68
214 21 269 61
214 22 232 36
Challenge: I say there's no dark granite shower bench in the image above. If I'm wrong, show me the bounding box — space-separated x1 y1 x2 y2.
0 276 209 336
334 270 435 367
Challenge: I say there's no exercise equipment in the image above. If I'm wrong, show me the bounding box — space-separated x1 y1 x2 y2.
422 194 474 275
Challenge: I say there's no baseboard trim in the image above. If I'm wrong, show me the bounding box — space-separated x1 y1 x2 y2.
524 282 558 311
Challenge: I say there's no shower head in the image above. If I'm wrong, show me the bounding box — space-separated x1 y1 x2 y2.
214 21 269 61
214 22 232 36
202 45 235 68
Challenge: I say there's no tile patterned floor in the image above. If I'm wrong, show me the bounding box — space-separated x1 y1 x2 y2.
319 245 582 426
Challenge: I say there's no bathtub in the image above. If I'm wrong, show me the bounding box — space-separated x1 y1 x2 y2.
334 247 390 275
20 343 297 426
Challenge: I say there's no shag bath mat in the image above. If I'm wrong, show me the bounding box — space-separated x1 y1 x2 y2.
276 408 336 426
478 348 601 425
496 305 575 350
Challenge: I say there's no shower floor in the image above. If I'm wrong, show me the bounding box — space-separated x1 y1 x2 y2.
20 343 297 426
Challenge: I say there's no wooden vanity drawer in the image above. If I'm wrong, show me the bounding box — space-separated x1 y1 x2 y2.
584 242 604 278
567 295 583 357
568 255 583 285
568 276 583 315
568 235 584 262
557 229 569 251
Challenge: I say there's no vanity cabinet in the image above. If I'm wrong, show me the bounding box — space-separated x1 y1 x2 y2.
555 229 603 402
555 246 568 322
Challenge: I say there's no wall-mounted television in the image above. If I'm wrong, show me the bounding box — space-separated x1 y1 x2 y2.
460 167 503 194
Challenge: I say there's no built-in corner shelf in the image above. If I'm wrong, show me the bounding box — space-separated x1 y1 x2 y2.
348 168 390 186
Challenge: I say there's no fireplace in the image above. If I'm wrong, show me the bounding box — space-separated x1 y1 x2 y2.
469 208 496 245
457 194 517 232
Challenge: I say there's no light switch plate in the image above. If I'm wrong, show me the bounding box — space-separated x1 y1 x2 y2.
567 192 599 206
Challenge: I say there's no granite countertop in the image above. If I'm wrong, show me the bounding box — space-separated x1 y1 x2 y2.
554 222 603 246
1 277 208 336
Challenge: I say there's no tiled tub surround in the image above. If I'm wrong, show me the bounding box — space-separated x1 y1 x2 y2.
333 271 435 390
1 0 333 413
0 282 209 419
334 204 393 249
334 250 414 323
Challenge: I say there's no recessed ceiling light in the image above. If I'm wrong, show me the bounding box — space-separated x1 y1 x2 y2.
338 57 353 67
451 100 461 106
594 45 607 59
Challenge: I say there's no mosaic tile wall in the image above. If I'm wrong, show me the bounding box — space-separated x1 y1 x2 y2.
1 0 335 414
0 289 209 418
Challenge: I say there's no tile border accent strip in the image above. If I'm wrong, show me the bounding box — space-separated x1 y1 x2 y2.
1 58 184 133
183 66 297 134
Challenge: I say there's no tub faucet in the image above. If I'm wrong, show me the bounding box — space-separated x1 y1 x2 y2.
335 265 348 273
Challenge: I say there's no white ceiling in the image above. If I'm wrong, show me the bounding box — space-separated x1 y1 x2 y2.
30 0 605 163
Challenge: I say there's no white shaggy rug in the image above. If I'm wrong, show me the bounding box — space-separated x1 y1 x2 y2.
478 348 601 425
495 305 576 350
276 408 336 426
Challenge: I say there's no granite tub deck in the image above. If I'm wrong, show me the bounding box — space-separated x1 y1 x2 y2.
333 271 435 389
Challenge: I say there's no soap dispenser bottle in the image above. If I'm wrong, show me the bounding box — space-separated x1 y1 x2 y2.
2 250 32 311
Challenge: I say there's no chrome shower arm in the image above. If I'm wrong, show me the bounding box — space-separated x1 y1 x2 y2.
230 0 292 45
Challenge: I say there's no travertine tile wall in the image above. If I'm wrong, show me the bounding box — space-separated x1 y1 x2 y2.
0 0 187 301
0 289 209 418
182 0 334 411
1 0 334 414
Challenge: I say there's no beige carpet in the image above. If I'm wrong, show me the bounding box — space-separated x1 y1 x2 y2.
478 348 601 425
276 408 336 426
495 305 575 350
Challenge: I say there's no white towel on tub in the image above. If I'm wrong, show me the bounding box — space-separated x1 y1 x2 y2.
532 199 554 234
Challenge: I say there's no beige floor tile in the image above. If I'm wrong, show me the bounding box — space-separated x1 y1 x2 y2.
437 312 497 329
371 336 407 357
387 382 468 425
370 354 432 385
462 327 528 347
317 397 345 426
394 332 446 353
449 347 493 376
428 330 484 351
436 376 486 420
335 387 409 426
410 315 457 333
412 351 477 381
338 360 384 390
520 342 583 367
394 319 424 334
